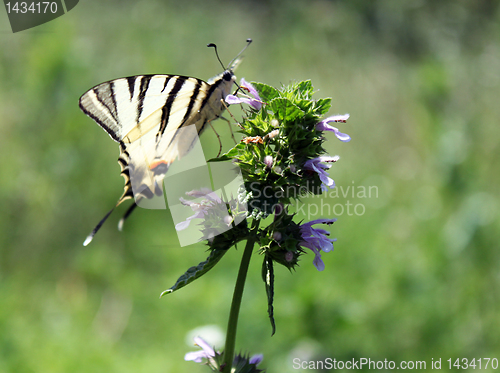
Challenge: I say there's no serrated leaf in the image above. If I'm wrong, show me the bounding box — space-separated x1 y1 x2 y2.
252 82 280 102
296 80 314 98
314 98 332 116
261 256 276 335
208 142 245 162
160 248 228 296
269 98 304 123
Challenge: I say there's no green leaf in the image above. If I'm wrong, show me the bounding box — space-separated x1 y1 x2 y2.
262 256 276 335
314 98 332 116
160 248 229 296
208 142 245 162
269 98 304 123
295 80 314 98
252 82 280 102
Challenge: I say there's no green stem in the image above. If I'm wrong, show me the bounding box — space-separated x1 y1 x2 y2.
222 219 260 372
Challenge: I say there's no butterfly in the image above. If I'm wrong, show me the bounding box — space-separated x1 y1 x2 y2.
79 39 252 245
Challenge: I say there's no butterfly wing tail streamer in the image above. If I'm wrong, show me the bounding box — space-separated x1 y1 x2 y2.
82 143 149 246
83 205 117 246
83 194 137 246
82 196 139 246
118 201 140 231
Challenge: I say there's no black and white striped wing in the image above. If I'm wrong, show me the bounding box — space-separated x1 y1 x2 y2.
79 73 235 245
79 74 225 204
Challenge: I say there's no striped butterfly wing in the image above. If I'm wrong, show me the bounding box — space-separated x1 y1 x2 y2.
80 71 236 245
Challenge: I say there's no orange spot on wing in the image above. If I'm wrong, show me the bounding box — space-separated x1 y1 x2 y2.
150 160 170 170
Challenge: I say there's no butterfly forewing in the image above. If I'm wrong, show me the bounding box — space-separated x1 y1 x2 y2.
81 76 198 141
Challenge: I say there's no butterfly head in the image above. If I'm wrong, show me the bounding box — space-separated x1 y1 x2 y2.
223 70 234 81
207 69 236 86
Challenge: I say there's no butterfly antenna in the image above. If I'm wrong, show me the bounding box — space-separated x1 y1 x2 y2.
208 38 253 70
207 43 226 70
227 38 252 69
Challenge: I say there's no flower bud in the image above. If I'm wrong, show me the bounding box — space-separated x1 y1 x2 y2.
264 129 279 140
224 215 233 226
264 155 273 168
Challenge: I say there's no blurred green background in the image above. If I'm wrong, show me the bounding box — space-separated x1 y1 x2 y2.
1 0 499 372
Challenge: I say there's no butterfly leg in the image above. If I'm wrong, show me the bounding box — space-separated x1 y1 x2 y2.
221 98 244 130
208 120 223 157
218 115 238 145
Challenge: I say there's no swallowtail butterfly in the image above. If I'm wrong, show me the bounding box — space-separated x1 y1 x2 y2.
80 39 252 245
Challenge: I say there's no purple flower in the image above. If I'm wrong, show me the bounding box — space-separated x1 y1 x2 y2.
175 188 223 231
225 78 263 110
303 155 340 191
185 337 264 371
249 354 264 365
299 218 337 271
316 114 351 142
184 336 217 364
